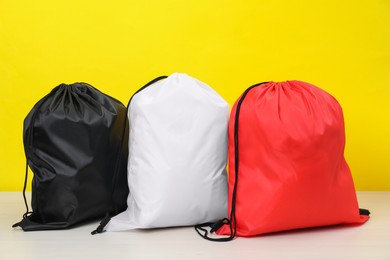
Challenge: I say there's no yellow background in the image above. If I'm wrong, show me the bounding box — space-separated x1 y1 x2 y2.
1 0 389 191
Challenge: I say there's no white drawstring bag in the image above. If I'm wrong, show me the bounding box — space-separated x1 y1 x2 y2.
93 73 229 233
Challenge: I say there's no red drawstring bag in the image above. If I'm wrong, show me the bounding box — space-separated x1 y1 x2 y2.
196 81 370 241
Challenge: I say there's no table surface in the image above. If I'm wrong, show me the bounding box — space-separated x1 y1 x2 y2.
1 192 389 260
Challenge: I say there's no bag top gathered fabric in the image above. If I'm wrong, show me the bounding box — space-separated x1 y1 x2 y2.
13 82 129 231
196 80 370 241
92 73 229 234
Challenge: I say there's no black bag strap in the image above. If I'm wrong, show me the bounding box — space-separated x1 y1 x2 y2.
110 76 168 210
91 75 168 235
127 76 168 106
195 82 269 241
91 213 111 235
359 208 370 216
12 88 60 229
13 160 33 225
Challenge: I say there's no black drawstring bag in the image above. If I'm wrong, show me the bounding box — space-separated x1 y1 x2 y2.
13 83 129 231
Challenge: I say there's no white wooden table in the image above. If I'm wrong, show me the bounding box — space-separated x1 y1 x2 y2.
1 192 389 260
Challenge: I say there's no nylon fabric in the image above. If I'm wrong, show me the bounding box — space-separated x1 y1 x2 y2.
14 83 129 231
217 80 369 237
105 73 229 231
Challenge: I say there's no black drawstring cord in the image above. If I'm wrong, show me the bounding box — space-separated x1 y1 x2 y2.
195 82 269 241
115 76 168 194
91 213 111 235
359 208 370 216
12 88 59 229
113 76 169 203
90 76 168 235
194 218 233 242
12 161 33 228
22 160 32 219
110 76 168 211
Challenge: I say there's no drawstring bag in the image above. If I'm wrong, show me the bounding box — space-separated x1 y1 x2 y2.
13 83 129 231
92 73 229 234
196 80 370 241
